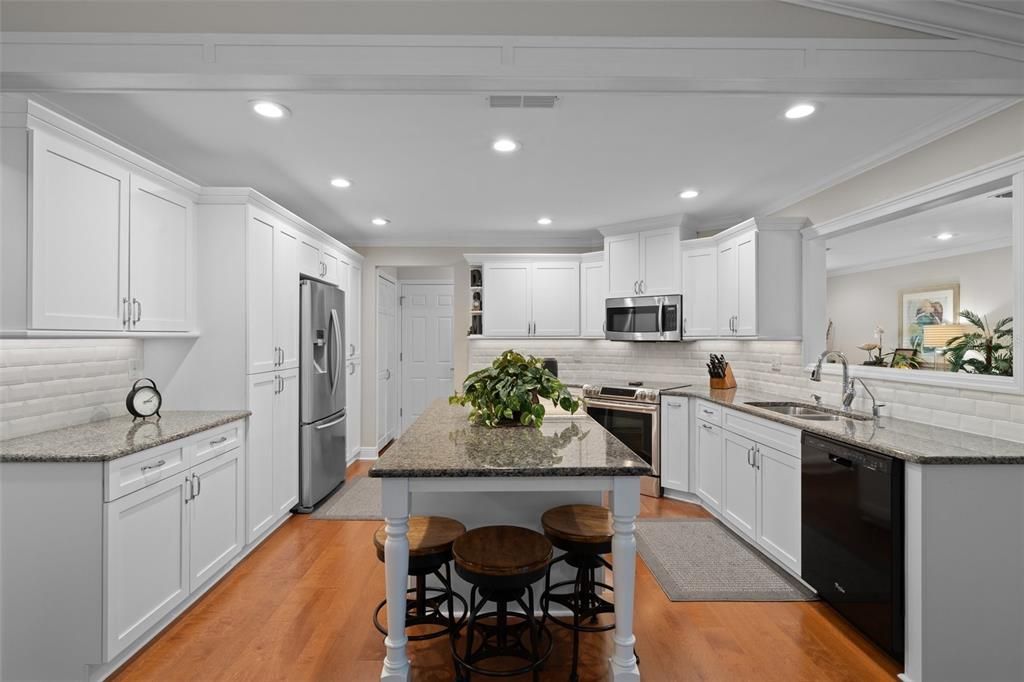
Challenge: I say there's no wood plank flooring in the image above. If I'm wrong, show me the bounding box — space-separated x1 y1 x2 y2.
111 462 902 681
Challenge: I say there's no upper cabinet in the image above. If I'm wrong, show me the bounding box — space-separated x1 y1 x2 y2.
681 245 717 337
580 252 606 338
344 261 362 359
246 210 299 374
481 258 580 337
605 226 681 298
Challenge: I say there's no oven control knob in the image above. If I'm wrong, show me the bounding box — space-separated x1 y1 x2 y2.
638 389 654 402
582 384 597 398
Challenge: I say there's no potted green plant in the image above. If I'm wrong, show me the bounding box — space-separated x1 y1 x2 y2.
449 350 580 427
944 310 1013 376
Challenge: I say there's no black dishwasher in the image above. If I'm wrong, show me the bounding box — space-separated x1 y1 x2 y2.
801 433 904 660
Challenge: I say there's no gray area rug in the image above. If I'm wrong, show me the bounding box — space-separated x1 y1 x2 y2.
311 477 382 520
636 518 816 602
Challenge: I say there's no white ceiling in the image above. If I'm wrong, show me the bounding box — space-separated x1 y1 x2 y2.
826 188 1014 273
41 91 1006 246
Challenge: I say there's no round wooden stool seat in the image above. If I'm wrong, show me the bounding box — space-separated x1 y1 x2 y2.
453 525 553 580
373 516 466 563
542 504 612 551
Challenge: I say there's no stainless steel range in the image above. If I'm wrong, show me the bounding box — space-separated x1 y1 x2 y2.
582 381 690 497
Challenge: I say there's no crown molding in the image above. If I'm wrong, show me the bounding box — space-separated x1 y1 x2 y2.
826 236 1012 277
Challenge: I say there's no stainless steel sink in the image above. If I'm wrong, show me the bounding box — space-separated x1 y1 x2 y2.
744 402 871 422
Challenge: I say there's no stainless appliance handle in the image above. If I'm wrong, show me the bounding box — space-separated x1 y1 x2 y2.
656 299 663 334
329 309 342 393
584 398 659 414
315 411 347 430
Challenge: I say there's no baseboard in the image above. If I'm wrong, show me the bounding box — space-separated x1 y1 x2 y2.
357 447 378 460
662 488 700 504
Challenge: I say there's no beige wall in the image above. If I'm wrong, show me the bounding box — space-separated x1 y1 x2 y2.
774 102 1024 225
826 247 1013 361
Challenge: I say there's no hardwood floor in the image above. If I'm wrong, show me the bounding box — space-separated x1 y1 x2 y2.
111 462 902 681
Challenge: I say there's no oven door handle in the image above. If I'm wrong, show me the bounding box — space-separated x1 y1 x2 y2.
584 398 659 414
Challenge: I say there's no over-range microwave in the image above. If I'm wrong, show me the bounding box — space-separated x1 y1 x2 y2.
604 294 683 341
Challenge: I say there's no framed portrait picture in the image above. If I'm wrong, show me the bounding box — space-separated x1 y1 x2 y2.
898 284 960 351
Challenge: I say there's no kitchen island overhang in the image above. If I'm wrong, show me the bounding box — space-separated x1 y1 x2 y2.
369 400 652 682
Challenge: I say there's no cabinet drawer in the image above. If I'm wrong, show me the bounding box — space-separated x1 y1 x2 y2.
189 423 242 467
695 399 722 426
723 409 801 457
105 441 187 502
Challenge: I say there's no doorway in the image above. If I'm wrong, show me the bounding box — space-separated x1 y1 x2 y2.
399 282 455 433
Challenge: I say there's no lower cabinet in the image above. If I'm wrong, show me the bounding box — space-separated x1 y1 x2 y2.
104 446 243 660
755 442 801 573
247 368 299 543
722 431 757 540
346 357 362 462
695 419 723 510
659 396 689 492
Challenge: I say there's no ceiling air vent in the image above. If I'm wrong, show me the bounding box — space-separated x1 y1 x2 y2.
488 95 559 109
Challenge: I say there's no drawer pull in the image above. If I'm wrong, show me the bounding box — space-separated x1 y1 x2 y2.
209 436 229 446
701 423 713 431
702 408 714 415
140 459 166 473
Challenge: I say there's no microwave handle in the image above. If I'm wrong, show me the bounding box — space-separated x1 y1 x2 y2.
656 299 663 334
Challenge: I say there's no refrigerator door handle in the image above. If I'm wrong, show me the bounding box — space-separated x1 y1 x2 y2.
330 308 342 394
314 411 347 430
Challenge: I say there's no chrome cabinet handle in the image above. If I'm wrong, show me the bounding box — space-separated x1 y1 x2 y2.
747 447 754 467
209 436 228 446
349 343 355 357
640 280 645 294
348 362 355 375
141 459 166 473
185 475 193 503
633 281 638 295
279 375 285 394
122 297 131 327
192 472 201 498
755 446 761 470
132 298 142 325
701 423 713 431
702 408 714 415
385 369 391 380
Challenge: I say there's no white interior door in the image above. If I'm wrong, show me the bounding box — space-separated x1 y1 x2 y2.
376 273 398 448
400 283 454 433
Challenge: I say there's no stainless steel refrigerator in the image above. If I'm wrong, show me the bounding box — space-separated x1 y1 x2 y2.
297 279 347 512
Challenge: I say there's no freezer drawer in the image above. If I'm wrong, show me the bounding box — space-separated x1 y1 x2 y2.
298 410 347 511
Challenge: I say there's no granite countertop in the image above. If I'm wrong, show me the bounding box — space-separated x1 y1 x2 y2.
369 400 653 478
664 385 1024 465
0 411 251 463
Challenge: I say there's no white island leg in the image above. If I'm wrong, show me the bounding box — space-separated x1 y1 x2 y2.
380 478 411 682
609 476 642 682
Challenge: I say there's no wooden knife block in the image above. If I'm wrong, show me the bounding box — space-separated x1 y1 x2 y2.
709 363 737 390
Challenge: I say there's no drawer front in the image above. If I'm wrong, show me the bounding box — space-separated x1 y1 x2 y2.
695 399 723 426
105 441 188 502
723 409 801 457
189 423 242 467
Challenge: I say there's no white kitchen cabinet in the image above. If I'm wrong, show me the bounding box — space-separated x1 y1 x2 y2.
604 227 680 298
734 231 758 336
580 254 606 338
717 237 739 336
482 260 579 337
246 372 277 542
188 447 244 590
128 175 193 332
274 369 300 515
681 245 718 337
104 472 190 660
247 213 299 374
322 248 340 285
346 262 362 359
756 443 801 573
722 430 757 540
30 128 130 331
695 419 723 511
482 262 532 336
659 396 689 493
298 235 321 279
346 357 362 462
274 227 299 369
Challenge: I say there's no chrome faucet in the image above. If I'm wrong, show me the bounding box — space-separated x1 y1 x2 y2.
853 377 885 419
810 350 856 409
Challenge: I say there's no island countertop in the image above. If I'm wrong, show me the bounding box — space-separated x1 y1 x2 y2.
369 400 652 478
0 411 251 463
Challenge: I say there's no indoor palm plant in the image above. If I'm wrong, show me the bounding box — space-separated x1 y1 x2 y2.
944 310 1013 376
450 350 580 427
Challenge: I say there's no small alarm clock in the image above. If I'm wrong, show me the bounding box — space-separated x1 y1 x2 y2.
126 378 162 421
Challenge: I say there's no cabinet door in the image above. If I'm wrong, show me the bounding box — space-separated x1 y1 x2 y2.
346 263 361 359
695 421 723 511
580 259 606 338
735 232 758 336
722 431 757 540
129 175 193 332
717 239 738 335
246 373 276 542
660 397 689 492
247 214 277 374
322 249 340 285
482 263 531 337
682 247 718 337
346 358 362 462
756 444 801 573
297 236 321 279
274 369 300 517
104 473 189 660
531 262 580 336
639 227 680 295
189 447 244 591
274 227 299 369
30 129 130 331
604 233 640 298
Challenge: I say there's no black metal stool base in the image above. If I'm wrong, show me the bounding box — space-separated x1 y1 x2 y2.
452 585 552 681
374 565 468 642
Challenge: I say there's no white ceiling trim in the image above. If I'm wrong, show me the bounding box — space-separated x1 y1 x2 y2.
349 231 604 249
827 236 1012 276
2 32 1023 96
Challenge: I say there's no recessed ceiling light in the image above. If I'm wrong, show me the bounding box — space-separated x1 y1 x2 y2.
537 217 553 226
935 232 955 240
251 100 290 119
371 217 390 227
492 137 520 153
329 177 352 189
678 189 700 199
784 103 816 120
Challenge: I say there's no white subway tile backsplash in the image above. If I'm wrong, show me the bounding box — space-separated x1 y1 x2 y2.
0 339 142 440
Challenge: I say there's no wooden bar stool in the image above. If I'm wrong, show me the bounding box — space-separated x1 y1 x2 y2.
451 525 554 681
372 516 468 641
539 504 617 682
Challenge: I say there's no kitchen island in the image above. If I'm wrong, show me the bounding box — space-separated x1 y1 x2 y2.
369 400 652 682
